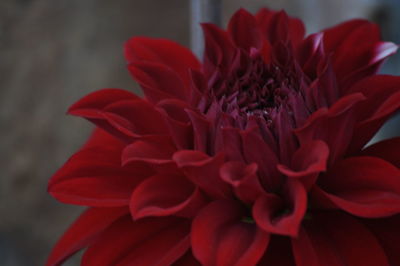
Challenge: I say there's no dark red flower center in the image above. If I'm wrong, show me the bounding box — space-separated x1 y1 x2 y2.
205 47 308 133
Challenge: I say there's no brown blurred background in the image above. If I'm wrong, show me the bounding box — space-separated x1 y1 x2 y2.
1 0 398 265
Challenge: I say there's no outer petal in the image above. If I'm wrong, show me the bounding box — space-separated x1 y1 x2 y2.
278 140 329 190
128 60 189 102
296 93 365 165
157 99 194 149
258 236 295 265
313 156 400 218
48 128 125 187
174 250 201 266
201 23 236 75
67 88 139 112
346 75 400 153
256 8 305 45
363 214 400 265
69 91 169 141
293 212 389 266
130 173 207 219
82 216 191 266
322 19 397 88
48 131 152 207
323 19 372 52
125 37 200 83
253 180 307 237
191 200 270 266
46 207 128 266
185 109 211 153
121 136 176 166
220 161 264 204
173 150 231 199
228 8 262 51
361 137 400 167
240 127 280 191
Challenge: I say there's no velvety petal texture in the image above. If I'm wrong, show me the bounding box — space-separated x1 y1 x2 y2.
48 7 400 266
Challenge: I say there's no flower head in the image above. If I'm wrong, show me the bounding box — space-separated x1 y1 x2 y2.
47 8 400 266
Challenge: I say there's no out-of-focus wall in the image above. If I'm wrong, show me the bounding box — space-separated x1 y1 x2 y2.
0 0 397 265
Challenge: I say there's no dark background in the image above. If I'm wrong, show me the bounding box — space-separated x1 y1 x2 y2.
1 0 398 265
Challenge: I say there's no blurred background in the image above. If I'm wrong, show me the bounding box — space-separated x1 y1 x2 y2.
0 0 399 265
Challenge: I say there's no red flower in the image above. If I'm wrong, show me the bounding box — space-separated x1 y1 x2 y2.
47 8 400 266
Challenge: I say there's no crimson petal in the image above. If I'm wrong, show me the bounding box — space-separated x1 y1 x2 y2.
191 200 270 266
253 180 307 237
130 173 207 219
346 75 400 153
363 214 400 265
278 140 329 190
241 127 280 191
228 8 262 51
125 37 200 88
361 137 400 167
46 207 128 266
220 161 264 204
82 216 191 266
293 212 389 266
121 136 176 166
313 156 400 218
296 93 365 165
49 134 151 207
173 150 231 199
128 60 189 102
68 89 139 113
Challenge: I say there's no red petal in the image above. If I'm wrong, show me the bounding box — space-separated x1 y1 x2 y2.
103 99 169 136
278 140 329 190
82 216 191 266
361 137 400 167
81 128 125 150
49 129 125 187
185 109 211 153
69 91 169 140
259 236 295 265
49 135 151 207
173 150 231 199
313 156 400 218
240 127 280 191
191 200 270 266
291 227 321 266
130 173 207 219
46 207 128 266
274 107 298 165
157 100 194 149
201 23 236 75
296 33 324 79
294 212 389 266
253 180 307 237
128 60 189 102
256 8 305 45
68 89 139 114
346 75 400 153
174 250 201 266
322 19 397 88
296 93 365 165
121 136 176 165
228 8 262 50
125 37 200 88
323 19 373 52
363 214 400 265
50 175 138 207
220 161 264 203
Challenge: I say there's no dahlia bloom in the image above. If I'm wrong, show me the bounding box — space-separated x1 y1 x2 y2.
47 8 400 266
